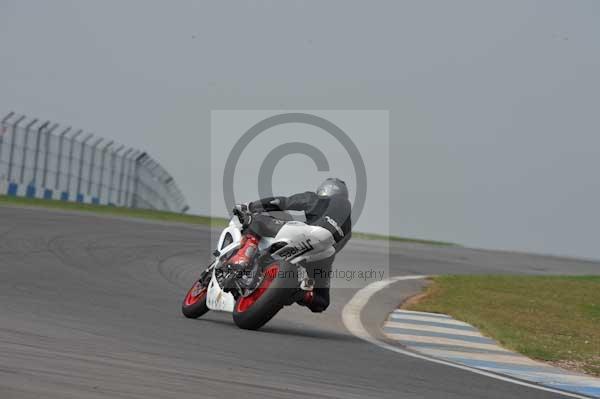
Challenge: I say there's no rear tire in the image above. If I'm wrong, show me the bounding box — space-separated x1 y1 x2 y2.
232 261 297 330
181 280 210 319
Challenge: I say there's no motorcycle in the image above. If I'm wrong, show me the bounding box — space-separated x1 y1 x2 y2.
181 210 336 330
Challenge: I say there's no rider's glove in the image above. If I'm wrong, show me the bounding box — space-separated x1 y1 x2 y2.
232 203 249 216
232 203 252 226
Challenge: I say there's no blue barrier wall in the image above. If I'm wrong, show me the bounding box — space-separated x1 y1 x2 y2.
0 112 188 212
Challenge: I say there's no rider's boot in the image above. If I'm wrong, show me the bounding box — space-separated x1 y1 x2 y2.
297 290 329 313
297 291 314 306
228 234 259 269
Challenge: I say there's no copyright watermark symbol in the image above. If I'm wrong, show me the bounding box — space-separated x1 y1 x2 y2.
222 112 367 224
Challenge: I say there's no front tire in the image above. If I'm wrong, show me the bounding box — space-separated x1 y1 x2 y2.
181 280 210 319
232 261 297 330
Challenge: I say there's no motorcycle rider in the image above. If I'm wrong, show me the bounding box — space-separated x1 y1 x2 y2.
229 178 352 313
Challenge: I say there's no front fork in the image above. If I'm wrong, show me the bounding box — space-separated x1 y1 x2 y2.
197 261 216 287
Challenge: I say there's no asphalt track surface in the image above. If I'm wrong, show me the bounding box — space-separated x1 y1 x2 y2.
1 205 599 399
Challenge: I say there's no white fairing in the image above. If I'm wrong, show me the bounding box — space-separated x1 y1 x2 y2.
206 269 235 312
216 218 243 257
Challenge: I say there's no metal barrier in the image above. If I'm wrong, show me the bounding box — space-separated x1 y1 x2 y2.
0 112 189 213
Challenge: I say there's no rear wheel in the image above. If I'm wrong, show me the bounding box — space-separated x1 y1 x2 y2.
232 261 297 330
181 280 209 319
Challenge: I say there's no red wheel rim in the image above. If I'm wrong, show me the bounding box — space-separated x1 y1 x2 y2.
184 281 207 307
236 264 279 313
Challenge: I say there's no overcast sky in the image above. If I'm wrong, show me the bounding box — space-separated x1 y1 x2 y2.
1 0 599 260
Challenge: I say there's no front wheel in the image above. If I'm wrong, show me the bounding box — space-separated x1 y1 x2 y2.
181 280 209 319
232 261 298 330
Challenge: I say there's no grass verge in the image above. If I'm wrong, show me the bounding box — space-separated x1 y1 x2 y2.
0 194 456 246
0 194 229 227
406 275 600 376
352 231 456 247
